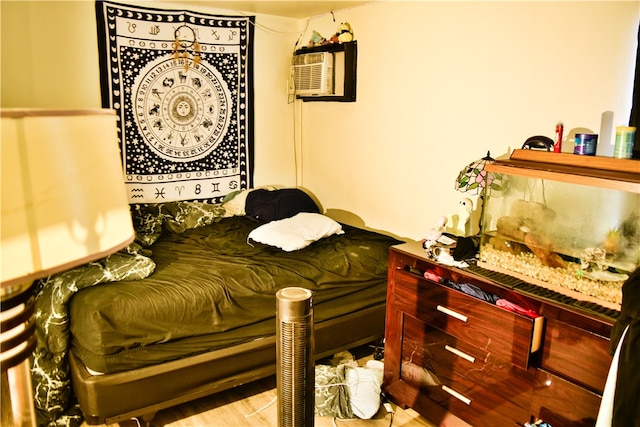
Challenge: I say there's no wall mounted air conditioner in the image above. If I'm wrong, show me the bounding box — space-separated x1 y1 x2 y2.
291 51 334 96
291 41 357 102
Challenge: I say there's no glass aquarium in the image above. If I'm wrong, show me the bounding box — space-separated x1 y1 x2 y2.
478 150 640 310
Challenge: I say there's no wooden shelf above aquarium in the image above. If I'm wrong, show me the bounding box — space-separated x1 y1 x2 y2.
488 149 640 193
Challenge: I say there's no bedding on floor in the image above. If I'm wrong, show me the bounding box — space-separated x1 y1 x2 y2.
31 191 401 426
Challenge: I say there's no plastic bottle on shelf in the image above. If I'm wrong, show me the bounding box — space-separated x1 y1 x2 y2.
613 126 636 159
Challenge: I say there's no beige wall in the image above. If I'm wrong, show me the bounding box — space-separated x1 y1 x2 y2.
2 1 638 241
0 0 302 187
298 1 638 240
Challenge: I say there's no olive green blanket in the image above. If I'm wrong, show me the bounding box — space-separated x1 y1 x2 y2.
31 202 227 426
31 202 398 426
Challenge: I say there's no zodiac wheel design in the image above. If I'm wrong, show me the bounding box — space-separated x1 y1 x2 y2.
133 56 230 162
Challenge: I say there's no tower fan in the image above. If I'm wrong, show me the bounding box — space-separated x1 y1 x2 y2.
276 287 315 427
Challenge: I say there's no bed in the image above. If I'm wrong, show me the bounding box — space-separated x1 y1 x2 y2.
32 188 401 426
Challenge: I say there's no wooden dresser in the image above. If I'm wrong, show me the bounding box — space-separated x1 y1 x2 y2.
383 241 615 427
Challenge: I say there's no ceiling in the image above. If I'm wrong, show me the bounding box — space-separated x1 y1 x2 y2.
165 1 373 19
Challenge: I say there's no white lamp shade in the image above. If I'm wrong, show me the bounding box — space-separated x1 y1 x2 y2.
1 109 135 287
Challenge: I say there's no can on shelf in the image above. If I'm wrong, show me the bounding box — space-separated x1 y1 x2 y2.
613 126 636 159
574 134 598 156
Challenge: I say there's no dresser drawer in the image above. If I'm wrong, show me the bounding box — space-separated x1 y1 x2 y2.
531 369 601 427
394 269 542 370
541 318 611 393
400 313 535 410
404 355 530 427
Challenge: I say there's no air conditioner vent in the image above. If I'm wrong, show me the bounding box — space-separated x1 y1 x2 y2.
291 51 333 96
292 52 327 66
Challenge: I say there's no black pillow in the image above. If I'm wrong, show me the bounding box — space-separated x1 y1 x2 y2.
245 188 320 222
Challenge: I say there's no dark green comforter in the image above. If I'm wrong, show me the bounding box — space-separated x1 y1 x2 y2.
70 216 395 373
31 202 399 426
32 202 226 426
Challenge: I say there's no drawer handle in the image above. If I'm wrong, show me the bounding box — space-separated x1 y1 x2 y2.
436 305 468 322
442 385 471 405
444 345 475 363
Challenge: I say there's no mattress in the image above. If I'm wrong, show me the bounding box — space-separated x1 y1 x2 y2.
69 216 399 374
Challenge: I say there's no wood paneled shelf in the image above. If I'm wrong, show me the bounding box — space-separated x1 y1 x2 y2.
492 149 640 192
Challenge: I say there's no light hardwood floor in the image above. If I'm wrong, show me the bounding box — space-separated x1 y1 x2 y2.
81 346 437 427
103 376 435 427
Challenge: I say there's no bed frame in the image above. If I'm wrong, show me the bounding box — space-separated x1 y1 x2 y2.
70 303 386 425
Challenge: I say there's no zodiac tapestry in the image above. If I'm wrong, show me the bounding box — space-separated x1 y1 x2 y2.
96 1 254 203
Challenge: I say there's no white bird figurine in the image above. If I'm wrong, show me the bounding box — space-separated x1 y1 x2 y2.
456 198 473 236
424 215 448 242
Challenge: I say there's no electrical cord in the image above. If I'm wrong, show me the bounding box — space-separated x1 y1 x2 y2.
244 395 277 418
244 395 395 426
384 402 395 427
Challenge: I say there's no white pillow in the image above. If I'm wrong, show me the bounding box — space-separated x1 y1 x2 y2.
248 212 344 251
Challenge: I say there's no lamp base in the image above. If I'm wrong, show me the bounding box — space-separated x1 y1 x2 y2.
1 360 36 427
1 282 37 427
